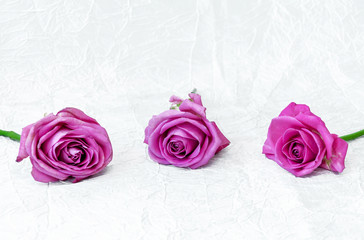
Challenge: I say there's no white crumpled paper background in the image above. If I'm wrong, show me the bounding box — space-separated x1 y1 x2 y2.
1 0 364 239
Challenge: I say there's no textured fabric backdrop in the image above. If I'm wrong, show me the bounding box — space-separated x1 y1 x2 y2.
1 0 364 239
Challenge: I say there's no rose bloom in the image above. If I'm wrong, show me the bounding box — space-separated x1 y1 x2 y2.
16 108 113 183
263 102 348 177
144 93 230 168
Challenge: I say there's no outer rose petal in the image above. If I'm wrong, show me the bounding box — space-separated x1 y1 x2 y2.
144 125 151 144
25 114 58 159
57 107 99 125
211 122 230 153
320 135 348 173
16 123 33 162
144 110 201 144
279 102 312 117
179 99 206 118
31 166 59 183
148 148 170 165
189 120 222 169
294 112 335 160
188 93 203 106
169 95 183 104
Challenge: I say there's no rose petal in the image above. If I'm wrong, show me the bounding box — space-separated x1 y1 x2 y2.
168 136 210 167
144 110 200 144
57 108 99 125
279 102 312 118
300 129 324 164
30 156 69 180
31 166 59 183
148 147 170 165
299 128 319 154
25 114 58 161
169 135 198 156
320 135 348 173
39 126 67 155
211 122 230 154
280 103 336 160
169 95 183 104
189 120 223 168
263 116 306 157
295 112 334 159
282 128 300 143
282 140 303 161
176 123 206 143
188 93 203 106
16 123 33 162
179 99 206 118
188 143 201 159
275 128 327 177
160 117 210 137
274 137 317 176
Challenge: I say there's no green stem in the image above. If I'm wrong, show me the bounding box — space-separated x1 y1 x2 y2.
0 129 20 142
340 129 364 141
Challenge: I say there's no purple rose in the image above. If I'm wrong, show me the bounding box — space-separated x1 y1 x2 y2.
16 108 113 183
144 93 230 168
263 102 348 177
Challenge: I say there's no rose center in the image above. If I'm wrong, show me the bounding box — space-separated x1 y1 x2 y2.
68 147 84 162
290 142 304 161
292 149 299 157
169 141 184 153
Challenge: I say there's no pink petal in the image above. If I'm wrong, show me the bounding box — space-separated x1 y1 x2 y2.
279 102 312 117
320 135 348 173
169 95 183 104
263 116 306 157
31 166 59 183
179 99 206 118
57 107 99 124
16 124 33 162
279 102 336 160
211 122 230 153
188 93 203 106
